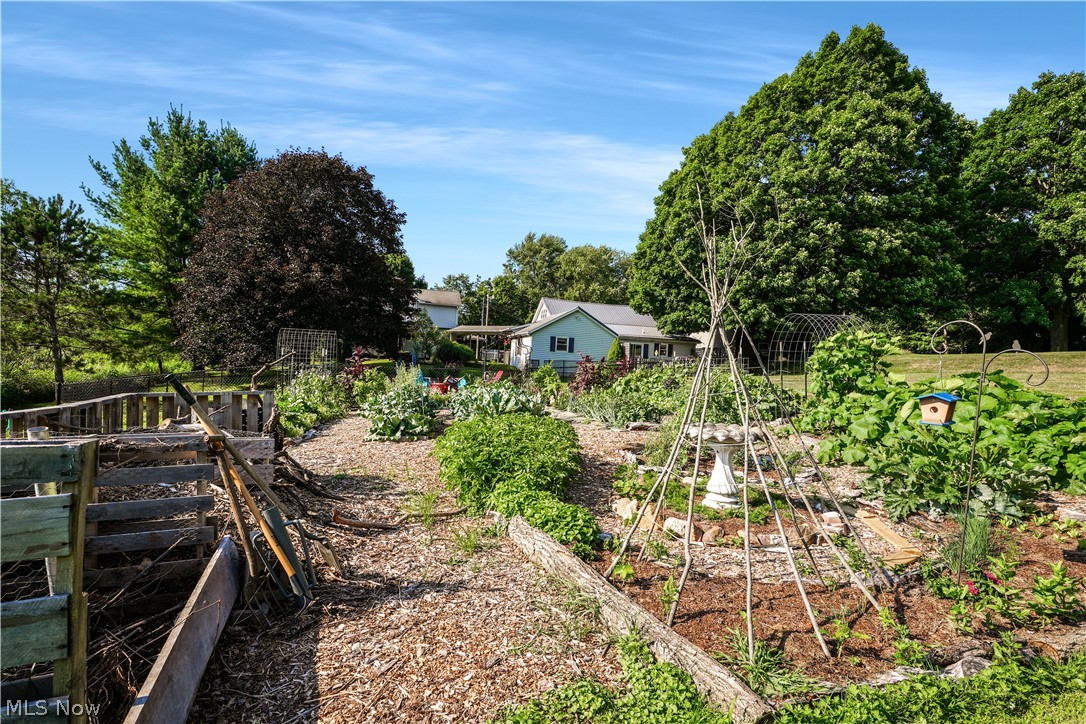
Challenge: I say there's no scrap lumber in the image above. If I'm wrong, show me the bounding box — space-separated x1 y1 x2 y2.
507 516 773 724
855 510 923 566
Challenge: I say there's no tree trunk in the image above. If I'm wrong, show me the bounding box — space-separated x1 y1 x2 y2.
1049 300 1070 352
49 324 63 405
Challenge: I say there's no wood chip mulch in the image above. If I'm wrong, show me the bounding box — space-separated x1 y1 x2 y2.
188 414 638 724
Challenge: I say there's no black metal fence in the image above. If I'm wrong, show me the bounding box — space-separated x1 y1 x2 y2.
56 367 282 403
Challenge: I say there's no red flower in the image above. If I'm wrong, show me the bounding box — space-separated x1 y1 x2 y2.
965 580 979 596
984 571 1002 585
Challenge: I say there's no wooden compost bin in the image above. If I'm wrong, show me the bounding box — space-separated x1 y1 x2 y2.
1 440 97 723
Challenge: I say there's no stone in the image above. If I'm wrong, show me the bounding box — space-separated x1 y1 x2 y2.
618 449 639 466
702 526 723 545
822 511 846 536
611 497 639 522
663 517 703 540
869 666 930 686
1056 507 1086 523
941 656 992 679
626 421 659 431
839 488 863 499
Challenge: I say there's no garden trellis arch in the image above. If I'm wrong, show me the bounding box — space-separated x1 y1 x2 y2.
276 328 340 385
768 313 869 396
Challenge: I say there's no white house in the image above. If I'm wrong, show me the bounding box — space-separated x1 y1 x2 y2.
415 289 461 330
508 298 696 373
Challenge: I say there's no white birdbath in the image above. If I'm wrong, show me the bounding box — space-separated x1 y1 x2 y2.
703 441 743 509
684 423 762 510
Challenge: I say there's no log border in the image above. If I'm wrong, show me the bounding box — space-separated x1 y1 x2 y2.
507 516 774 724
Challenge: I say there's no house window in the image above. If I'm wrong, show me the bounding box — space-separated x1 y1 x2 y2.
555 337 570 352
654 343 674 358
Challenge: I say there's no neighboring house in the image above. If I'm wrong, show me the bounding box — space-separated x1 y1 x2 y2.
508 298 696 371
415 289 461 330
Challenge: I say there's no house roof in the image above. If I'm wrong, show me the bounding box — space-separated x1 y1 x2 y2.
448 324 520 335
915 392 961 403
515 298 696 342
513 306 613 338
416 289 461 307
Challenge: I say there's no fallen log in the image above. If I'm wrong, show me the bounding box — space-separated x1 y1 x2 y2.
507 517 773 724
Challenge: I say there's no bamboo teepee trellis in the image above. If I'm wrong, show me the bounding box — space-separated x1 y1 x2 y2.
604 189 888 660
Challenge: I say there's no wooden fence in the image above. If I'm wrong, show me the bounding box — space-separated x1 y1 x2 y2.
0 440 96 723
1 391 275 440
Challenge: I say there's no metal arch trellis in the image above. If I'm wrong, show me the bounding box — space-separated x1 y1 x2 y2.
768 313 870 395
275 328 340 385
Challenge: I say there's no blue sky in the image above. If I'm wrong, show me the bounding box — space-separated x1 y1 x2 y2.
3 2 1083 287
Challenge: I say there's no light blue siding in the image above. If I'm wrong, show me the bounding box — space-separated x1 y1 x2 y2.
530 313 615 366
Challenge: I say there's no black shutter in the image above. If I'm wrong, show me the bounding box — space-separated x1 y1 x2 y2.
568 337 575 351
550 336 557 352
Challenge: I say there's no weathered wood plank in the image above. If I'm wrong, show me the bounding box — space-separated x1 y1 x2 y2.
99 434 274 458
0 444 81 485
0 674 54 704
86 496 215 522
95 464 216 487
507 517 773 724
0 696 69 723
124 538 241 724
53 440 94 718
0 494 72 563
84 558 207 590
0 595 69 669
85 526 215 555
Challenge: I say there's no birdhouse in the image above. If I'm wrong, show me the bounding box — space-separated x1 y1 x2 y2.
916 392 960 426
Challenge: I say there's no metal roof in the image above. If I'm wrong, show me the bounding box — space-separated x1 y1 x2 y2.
416 289 461 307
514 298 695 342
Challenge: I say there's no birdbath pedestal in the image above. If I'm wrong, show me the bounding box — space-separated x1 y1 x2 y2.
684 423 762 510
703 441 743 509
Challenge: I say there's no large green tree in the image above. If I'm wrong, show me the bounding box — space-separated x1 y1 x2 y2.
559 244 631 305
963 71 1086 351
1 181 104 401
630 25 972 339
176 151 412 366
85 107 257 363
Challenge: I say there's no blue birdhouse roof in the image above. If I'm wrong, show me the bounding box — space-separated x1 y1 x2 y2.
915 392 960 403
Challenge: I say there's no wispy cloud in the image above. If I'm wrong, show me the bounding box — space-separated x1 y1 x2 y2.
245 114 680 218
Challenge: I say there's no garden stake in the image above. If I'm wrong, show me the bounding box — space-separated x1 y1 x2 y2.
727 302 893 589
929 321 1049 582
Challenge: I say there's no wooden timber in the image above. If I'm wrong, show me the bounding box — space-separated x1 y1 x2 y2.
123 537 241 724
507 517 774 724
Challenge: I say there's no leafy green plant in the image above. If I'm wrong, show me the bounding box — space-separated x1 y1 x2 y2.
660 575 679 615
435 413 598 556
497 634 729 723
939 515 992 577
802 332 1086 517
528 363 563 404
449 381 544 420
277 369 351 436
612 556 635 582
364 384 438 440
1028 562 1085 625
825 608 871 658
435 413 580 512
877 608 929 668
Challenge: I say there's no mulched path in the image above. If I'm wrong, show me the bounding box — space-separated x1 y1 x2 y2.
189 414 640 724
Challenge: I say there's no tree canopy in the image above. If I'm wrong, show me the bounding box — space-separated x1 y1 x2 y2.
630 25 973 340
962 71 1086 351
176 151 412 366
1 181 103 400
85 106 258 362
440 233 633 325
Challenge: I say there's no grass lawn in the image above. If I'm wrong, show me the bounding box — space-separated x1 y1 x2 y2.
886 351 1085 400
774 351 1084 400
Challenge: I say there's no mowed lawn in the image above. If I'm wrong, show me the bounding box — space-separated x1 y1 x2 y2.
886 351 1085 400
776 351 1084 400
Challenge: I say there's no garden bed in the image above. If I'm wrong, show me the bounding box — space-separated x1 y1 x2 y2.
587 469 1086 693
